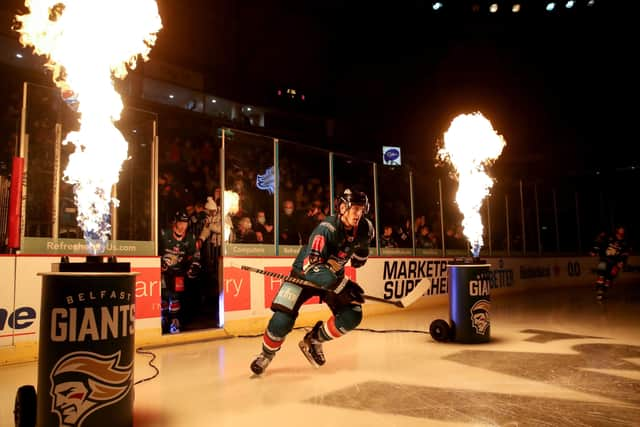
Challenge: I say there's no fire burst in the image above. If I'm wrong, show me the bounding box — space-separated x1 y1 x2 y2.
223 191 239 242
438 112 506 258
15 0 162 254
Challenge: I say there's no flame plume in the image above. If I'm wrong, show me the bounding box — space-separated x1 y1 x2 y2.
15 0 162 254
437 112 506 258
223 191 239 242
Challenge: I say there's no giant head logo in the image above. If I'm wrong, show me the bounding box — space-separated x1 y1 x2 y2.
470 299 490 335
49 351 132 427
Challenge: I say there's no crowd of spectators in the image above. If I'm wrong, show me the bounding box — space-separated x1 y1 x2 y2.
1 78 458 254
156 127 457 251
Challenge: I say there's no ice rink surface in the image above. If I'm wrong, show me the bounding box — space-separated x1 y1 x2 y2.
2 281 639 426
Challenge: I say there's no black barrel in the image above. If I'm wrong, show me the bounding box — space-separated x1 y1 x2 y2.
448 261 491 343
36 272 137 427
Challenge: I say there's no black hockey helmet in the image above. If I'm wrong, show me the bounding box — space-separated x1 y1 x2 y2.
174 210 189 223
336 188 369 214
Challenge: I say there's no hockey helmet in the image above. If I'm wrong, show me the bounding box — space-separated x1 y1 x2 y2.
336 188 369 214
174 210 189 223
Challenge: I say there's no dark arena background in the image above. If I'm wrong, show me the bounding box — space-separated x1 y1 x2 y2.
1 1 639 426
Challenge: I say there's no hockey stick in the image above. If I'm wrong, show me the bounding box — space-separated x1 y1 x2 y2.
239 265 428 308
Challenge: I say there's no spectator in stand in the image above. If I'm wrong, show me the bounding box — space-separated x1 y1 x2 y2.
299 199 325 244
381 225 399 248
445 225 467 250
416 225 435 249
213 186 221 208
279 199 300 245
414 215 426 239
189 199 208 240
198 197 222 248
395 218 412 248
254 210 274 244
234 216 258 243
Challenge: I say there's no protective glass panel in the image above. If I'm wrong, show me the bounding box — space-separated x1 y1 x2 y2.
112 107 155 241
537 184 558 254
279 140 329 251
223 129 275 252
506 182 524 256
488 184 507 255
577 178 608 254
24 83 59 238
522 182 539 256
413 173 443 256
556 185 579 254
378 166 412 256
440 177 467 257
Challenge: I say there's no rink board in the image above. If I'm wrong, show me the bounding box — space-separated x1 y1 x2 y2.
1 254 638 364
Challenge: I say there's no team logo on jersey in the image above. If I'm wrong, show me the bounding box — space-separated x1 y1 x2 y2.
49 351 132 427
470 300 490 335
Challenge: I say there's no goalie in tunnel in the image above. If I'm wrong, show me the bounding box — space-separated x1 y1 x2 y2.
250 189 375 375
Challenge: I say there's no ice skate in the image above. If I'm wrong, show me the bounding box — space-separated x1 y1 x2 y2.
169 319 181 334
250 352 274 375
299 321 326 367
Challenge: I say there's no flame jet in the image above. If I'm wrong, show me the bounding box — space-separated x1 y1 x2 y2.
223 191 240 242
16 0 162 254
437 112 506 258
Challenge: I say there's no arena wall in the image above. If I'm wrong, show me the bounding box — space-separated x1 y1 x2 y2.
1 254 638 365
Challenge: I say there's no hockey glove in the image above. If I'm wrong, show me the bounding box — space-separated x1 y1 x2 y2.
187 261 202 279
350 252 368 268
161 256 171 272
337 279 365 304
326 258 342 273
351 246 369 268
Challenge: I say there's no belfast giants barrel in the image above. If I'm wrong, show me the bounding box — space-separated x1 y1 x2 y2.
448 261 491 343
36 272 137 427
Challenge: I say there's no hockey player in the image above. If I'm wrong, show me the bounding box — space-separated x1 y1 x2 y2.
250 189 375 375
590 226 630 300
159 211 201 333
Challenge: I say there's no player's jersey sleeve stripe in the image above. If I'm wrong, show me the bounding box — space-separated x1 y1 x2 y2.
311 234 325 253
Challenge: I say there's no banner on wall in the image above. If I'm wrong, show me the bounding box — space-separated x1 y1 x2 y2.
133 267 162 319
221 256 621 317
20 237 156 256
223 266 251 311
1 257 161 348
